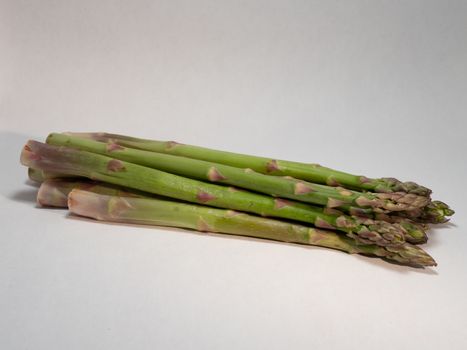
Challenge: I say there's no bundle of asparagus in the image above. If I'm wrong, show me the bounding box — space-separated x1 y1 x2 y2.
20 133 454 267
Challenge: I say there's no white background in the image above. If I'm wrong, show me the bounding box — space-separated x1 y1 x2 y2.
1 1 467 349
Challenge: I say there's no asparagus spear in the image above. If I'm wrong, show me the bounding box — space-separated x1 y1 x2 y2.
21 140 408 247
46 133 430 212
68 189 436 267
69 132 432 196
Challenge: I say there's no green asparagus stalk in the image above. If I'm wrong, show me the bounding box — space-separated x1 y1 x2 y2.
69 132 432 196
21 140 409 247
46 133 430 213
68 189 436 267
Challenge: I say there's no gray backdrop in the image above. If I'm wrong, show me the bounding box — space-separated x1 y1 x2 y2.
1 1 467 349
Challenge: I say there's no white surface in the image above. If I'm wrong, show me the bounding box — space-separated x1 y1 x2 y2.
1 1 467 349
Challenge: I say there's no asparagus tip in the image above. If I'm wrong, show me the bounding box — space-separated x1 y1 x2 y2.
386 244 437 267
